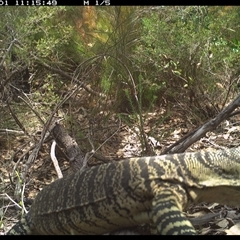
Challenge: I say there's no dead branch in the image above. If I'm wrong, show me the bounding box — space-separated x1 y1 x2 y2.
162 94 240 154
51 123 86 173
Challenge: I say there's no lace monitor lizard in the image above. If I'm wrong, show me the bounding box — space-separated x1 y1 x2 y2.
7 147 240 235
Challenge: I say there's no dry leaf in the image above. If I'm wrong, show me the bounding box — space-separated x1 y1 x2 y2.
216 219 229 228
225 222 240 235
227 210 240 220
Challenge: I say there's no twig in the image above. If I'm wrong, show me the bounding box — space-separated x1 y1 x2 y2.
20 183 28 214
17 96 45 125
0 129 24 135
87 117 122 162
0 38 16 67
10 141 32 183
50 140 63 179
7 101 28 136
1 193 23 212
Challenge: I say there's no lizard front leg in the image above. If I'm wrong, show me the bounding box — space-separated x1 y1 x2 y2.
151 189 196 235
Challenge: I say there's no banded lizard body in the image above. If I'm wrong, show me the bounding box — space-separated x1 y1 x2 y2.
7 147 240 235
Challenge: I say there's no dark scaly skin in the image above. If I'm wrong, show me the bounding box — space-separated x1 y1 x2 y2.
7 147 240 235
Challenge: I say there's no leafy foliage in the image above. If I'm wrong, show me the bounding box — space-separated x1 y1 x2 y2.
0 6 240 151
132 6 240 120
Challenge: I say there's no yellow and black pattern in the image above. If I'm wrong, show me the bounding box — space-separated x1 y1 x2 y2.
7 147 240 235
